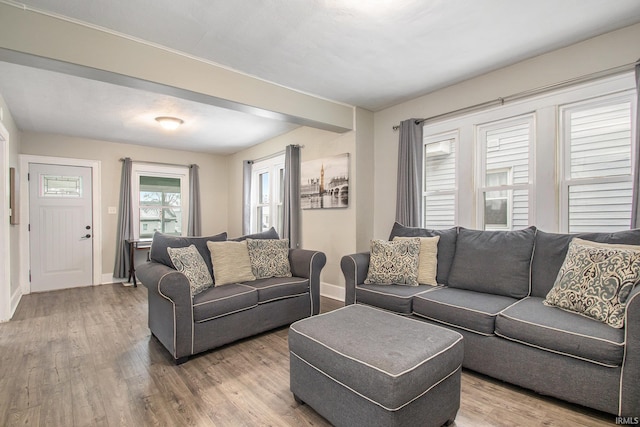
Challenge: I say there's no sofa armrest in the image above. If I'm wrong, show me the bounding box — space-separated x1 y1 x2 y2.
136 261 194 360
289 249 326 315
620 284 640 416
340 252 370 305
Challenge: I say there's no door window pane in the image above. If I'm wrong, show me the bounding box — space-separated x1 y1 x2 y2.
41 175 82 197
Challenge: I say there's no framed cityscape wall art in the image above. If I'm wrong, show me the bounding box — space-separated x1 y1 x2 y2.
301 153 349 209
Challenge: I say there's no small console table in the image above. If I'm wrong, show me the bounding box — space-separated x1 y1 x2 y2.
125 239 151 287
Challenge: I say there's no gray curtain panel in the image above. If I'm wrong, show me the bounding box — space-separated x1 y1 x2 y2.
283 145 301 248
113 157 133 279
242 160 253 235
395 118 424 227
631 61 640 228
188 164 202 236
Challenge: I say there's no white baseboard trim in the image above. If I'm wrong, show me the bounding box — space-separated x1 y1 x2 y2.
9 286 21 320
320 282 345 303
102 273 120 284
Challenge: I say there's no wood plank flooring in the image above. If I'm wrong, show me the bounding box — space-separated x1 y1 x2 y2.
0 284 614 426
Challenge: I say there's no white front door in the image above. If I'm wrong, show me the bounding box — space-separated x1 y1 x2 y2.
29 163 93 292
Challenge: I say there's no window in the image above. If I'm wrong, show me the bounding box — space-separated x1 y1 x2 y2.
251 154 285 234
477 115 533 230
420 72 636 232
131 164 189 240
422 131 457 228
560 92 636 232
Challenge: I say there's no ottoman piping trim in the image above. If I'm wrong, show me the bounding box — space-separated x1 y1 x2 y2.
412 311 495 337
356 302 415 316
495 331 620 368
290 350 462 412
497 311 624 346
289 326 463 378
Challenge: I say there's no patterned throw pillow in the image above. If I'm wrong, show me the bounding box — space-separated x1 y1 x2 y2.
394 236 439 285
167 244 213 296
365 238 421 286
206 241 256 286
543 238 640 328
246 239 292 279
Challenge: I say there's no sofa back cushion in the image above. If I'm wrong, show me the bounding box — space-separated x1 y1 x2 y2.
388 222 457 285
447 227 536 298
531 229 640 297
230 227 279 242
149 231 228 279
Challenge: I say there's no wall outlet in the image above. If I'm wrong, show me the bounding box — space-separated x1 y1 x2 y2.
108 206 117 214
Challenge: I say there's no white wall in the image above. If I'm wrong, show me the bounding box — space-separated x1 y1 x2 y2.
227 126 359 299
20 132 228 280
0 93 22 318
372 22 640 238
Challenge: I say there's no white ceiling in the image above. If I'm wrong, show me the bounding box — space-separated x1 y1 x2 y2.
2 0 640 154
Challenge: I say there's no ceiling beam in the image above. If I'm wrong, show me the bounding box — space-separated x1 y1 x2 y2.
0 3 354 133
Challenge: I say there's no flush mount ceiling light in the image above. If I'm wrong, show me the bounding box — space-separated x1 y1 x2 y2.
155 116 184 130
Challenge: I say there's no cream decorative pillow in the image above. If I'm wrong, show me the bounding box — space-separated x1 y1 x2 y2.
394 236 439 285
167 244 213 296
246 239 292 279
364 238 421 286
543 238 640 328
207 241 256 286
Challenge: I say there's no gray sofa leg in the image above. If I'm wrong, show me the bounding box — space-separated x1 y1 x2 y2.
175 356 189 365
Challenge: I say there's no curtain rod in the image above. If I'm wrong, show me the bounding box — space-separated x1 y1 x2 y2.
392 59 640 131
247 144 304 164
119 158 195 168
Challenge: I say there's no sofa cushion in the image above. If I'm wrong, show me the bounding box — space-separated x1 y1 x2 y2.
149 231 228 279
495 297 625 367
355 284 437 314
531 229 640 297
192 284 258 323
230 227 279 242
206 240 256 286
246 238 292 279
388 222 458 285
543 238 640 328
365 238 421 286
413 287 518 335
166 245 213 296
447 227 536 298
394 236 439 285
244 277 309 304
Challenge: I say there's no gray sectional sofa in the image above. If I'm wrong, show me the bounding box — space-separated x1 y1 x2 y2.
137 229 326 364
341 222 640 417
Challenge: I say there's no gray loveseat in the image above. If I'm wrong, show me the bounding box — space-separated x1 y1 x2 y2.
137 229 326 364
341 222 640 417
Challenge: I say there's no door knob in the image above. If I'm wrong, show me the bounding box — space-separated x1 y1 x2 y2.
82 234 91 239
86 225 91 230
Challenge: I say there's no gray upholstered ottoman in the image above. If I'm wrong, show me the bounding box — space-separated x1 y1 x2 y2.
289 304 464 427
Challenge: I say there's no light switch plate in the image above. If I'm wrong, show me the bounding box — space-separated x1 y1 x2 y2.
108 206 117 214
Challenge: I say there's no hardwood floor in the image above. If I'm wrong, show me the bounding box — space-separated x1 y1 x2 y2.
0 284 614 426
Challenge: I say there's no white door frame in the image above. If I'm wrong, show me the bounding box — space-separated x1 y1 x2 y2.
0 122 10 321
19 155 102 293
